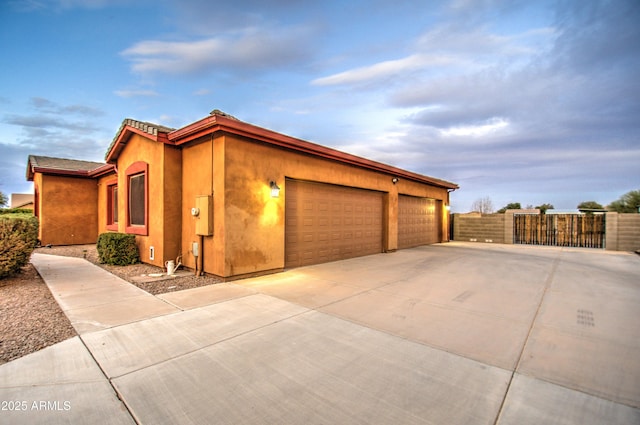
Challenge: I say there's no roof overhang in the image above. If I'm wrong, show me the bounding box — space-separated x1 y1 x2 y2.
26 155 115 181
89 163 117 178
105 119 173 163
170 114 459 190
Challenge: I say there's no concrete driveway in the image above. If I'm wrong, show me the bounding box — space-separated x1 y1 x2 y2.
2 242 639 424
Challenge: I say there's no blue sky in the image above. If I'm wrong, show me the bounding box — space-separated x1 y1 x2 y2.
1 0 638 212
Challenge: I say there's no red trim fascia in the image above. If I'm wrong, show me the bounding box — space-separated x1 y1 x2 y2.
106 125 174 163
31 167 90 178
157 132 171 144
124 161 149 236
29 164 116 180
106 127 135 163
89 163 116 178
170 115 459 190
168 115 219 145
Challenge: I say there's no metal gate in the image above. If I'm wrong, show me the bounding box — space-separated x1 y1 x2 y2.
514 214 605 248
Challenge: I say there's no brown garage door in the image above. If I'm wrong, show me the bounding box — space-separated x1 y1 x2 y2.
285 179 383 268
398 195 439 249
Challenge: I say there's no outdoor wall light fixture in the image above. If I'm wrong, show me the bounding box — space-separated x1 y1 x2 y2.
392 178 399 184
270 181 281 198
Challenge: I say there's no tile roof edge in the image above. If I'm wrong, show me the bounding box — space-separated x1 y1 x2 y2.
104 118 176 161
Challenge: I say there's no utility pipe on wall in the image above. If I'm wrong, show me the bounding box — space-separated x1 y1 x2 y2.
198 234 204 276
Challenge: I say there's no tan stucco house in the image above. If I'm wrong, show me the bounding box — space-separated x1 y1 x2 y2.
10 193 34 210
27 110 458 279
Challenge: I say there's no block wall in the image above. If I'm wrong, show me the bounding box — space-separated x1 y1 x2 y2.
452 213 506 244
606 213 640 252
454 211 639 252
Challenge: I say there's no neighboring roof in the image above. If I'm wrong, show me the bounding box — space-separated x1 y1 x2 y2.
10 193 34 208
577 208 608 213
105 118 176 162
546 209 607 214
27 155 112 181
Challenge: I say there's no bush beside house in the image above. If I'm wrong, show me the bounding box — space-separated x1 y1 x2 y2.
0 213 39 279
96 233 140 265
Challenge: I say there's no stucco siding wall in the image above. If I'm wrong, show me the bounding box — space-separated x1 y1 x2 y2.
33 173 43 241
115 134 166 267
219 135 450 277
181 137 218 274
38 174 98 245
223 137 285 277
162 144 183 264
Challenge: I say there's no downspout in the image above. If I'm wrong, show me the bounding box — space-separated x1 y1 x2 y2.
198 234 204 276
447 188 457 241
204 132 214 277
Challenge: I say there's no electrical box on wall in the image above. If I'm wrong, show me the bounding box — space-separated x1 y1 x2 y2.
195 195 213 236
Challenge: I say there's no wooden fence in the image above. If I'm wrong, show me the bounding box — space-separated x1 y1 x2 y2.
513 214 606 248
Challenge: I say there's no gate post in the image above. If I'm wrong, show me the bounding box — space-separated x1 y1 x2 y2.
605 212 618 251
504 210 515 244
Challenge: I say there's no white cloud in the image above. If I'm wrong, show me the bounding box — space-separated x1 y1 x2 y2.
30 97 104 116
114 89 159 98
311 22 555 90
311 54 457 86
440 117 509 137
9 0 132 11
121 26 315 76
57 0 115 7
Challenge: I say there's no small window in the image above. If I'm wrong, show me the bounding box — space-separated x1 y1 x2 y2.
113 187 119 223
34 185 40 218
129 174 145 226
106 183 118 231
125 162 148 235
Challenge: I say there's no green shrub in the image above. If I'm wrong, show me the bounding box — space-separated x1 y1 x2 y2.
0 208 34 216
96 233 140 265
0 216 39 279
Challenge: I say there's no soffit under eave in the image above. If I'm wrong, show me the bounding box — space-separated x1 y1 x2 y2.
26 155 39 181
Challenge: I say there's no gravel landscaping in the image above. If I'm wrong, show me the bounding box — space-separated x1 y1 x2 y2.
0 263 76 365
0 245 222 364
36 244 222 295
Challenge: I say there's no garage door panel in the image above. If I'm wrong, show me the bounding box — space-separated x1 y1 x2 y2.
398 195 439 249
285 179 383 268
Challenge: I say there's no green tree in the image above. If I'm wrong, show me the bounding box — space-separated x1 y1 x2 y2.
607 190 640 213
0 191 7 208
497 202 521 213
535 203 554 214
577 201 604 211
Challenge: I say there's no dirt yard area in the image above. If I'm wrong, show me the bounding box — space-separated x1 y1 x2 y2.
0 245 221 364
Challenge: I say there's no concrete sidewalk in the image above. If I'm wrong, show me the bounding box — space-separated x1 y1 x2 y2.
1 244 639 424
